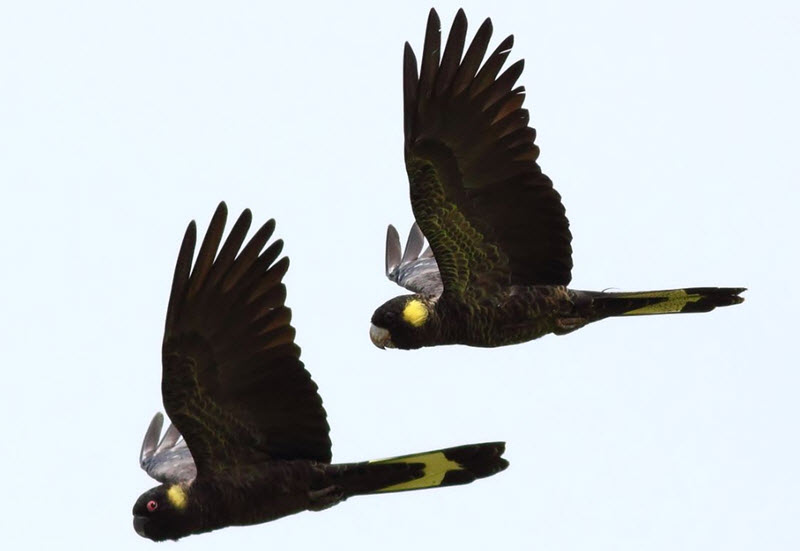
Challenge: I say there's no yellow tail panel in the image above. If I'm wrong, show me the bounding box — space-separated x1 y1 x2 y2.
370 451 463 492
617 289 703 315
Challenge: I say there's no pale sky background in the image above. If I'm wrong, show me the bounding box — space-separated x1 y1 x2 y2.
1 0 798 549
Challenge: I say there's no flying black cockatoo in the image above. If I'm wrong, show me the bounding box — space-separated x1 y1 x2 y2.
369 9 744 350
133 203 507 541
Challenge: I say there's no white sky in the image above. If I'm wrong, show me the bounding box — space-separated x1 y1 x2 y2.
1 1 798 549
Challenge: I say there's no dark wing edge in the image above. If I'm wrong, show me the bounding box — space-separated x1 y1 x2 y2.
404 9 573 295
161 202 332 476
139 412 197 484
385 223 443 296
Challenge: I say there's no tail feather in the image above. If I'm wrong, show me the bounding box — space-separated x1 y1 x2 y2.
588 287 746 318
329 442 508 497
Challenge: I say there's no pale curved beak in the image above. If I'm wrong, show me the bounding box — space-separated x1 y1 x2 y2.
369 324 394 349
133 515 148 538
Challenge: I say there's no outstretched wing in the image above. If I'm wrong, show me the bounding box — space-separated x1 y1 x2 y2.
385 223 443 296
161 202 332 477
404 9 573 300
139 412 197 484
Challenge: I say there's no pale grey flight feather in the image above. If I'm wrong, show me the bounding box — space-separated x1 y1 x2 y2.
384 223 443 296
139 412 197 484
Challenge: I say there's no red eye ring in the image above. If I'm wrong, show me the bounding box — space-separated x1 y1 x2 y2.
146 500 158 512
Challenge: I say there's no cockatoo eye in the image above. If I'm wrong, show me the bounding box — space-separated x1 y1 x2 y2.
146 500 158 512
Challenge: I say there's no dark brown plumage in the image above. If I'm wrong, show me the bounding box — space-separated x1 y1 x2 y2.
369 9 744 350
133 203 508 541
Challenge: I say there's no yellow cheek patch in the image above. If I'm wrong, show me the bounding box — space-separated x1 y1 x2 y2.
402 299 429 327
167 485 188 510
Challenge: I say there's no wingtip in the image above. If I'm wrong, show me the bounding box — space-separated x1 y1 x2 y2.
271 254 291 277
480 16 493 35
427 7 441 29
140 412 164 466
401 223 425 264
210 202 229 230
386 224 402 276
403 41 416 63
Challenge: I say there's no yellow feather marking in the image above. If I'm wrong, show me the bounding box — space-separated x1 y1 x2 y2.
402 299 429 327
371 451 462 492
621 290 702 315
167 485 188 510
